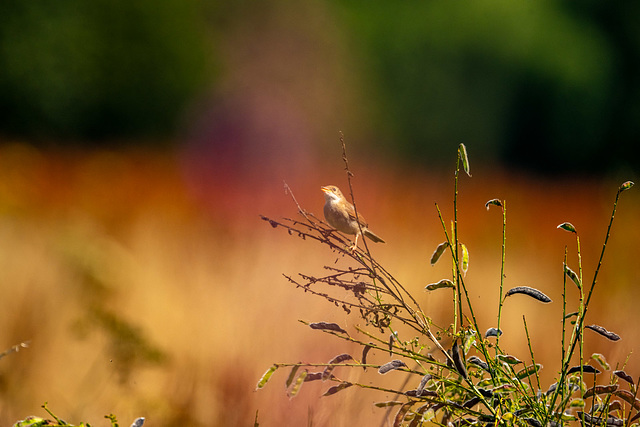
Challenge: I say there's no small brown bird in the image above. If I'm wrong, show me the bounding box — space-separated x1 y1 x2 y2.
321 185 385 249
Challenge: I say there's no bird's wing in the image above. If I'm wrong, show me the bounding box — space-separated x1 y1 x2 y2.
345 202 368 227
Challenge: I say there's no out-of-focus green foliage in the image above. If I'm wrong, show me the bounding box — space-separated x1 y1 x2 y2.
334 1 640 173
0 0 214 142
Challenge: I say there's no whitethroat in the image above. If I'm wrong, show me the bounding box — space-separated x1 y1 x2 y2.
321 185 385 249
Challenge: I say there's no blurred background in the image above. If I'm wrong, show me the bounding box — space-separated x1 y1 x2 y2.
0 1 639 425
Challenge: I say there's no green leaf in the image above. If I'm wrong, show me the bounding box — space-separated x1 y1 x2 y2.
557 222 577 233
461 243 469 276
430 241 449 266
619 181 634 193
425 279 455 291
256 364 278 390
564 265 582 290
459 143 471 177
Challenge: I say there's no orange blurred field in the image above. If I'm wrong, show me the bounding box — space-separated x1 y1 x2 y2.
0 143 638 426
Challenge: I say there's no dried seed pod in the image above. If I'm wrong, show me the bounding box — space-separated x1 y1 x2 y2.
459 143 471 177
378 360 407 374
304 372 323 382
485 199 503 210
591 353 610 370
564 265 582 290
322 381 352 397
462 396 481 408
557 222 577 233
461 243 469 276
586 324 621 341
288 370 308 397
285 365 301 389
309 322 348 335
416 374 432 396
504 286 552 303
451 341 467 379
613 390 640 410
576 411 623 426
485 328 502 338
468 356 489 371
584 384 618 399
322 353 353 381
524 418 542 427
361 344 373 370
425 279 455 291
618 181 634 193
497 354 522 365
568 365 600 375
613 370 635 385
256 364 278 389
430 242 450 266
516 364 543 380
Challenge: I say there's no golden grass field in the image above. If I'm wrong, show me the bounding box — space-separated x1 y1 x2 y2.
0 143 638 426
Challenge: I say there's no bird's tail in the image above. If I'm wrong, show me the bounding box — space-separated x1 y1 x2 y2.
364 229 385 243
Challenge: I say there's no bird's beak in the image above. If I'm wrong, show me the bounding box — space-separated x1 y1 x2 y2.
321 186 331 193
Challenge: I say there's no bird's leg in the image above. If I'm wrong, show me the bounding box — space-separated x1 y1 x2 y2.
349 232 361 253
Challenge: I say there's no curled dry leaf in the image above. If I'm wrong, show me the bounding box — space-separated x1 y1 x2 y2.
504 286 552 303
586 324 621 341
309 322 348 335
378 360 407 374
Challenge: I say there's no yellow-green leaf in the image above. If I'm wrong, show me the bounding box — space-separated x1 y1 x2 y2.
459 143 471 177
